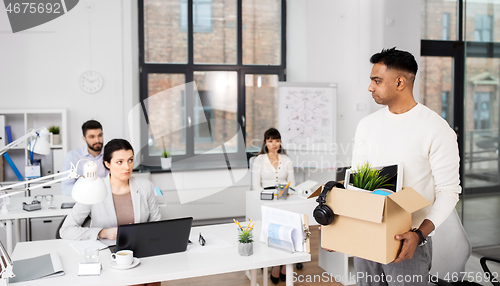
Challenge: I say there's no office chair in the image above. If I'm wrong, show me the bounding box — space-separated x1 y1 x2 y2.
55 215 91 239
430 209 471 280
249 156 256 190
480 257 500 286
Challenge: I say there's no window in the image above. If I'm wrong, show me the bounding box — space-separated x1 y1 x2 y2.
474 92 492 129
475 15 493 42
422 0 500 249
441 91 451 122
180 0 213 33
139 0 285 165
443 13 450 40
421 0 457 41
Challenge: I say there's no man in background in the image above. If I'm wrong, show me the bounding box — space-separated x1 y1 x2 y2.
61 120 108 196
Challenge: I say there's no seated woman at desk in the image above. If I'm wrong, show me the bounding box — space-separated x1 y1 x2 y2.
59 138 161 241
252 127 295 191
251 127 295 284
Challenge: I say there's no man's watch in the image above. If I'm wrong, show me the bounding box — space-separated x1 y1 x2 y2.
410 228 427 246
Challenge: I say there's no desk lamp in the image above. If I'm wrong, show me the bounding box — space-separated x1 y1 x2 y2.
0 240 14 286
0 127 51 156
0 160 107 208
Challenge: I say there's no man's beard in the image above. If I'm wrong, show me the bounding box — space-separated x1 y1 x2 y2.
88 143 102 152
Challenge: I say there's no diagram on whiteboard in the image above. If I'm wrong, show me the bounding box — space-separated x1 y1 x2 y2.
278 84 336 151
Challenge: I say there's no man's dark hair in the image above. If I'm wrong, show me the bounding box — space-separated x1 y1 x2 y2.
370 47 418 76
82 120 103 136
103 139 134 170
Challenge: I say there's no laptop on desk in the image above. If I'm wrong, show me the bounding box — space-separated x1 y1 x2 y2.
116 217 193 258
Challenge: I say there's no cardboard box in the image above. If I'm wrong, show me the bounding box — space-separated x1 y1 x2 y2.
309 185 430 264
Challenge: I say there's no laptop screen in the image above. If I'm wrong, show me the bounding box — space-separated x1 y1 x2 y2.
116 217 193 258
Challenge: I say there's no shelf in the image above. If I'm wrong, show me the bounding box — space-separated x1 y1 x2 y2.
0 109 67 181
8 146 26 150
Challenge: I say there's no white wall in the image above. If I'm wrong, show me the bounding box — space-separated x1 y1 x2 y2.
0 0 138 151
287 0 421 167
0 0 420 167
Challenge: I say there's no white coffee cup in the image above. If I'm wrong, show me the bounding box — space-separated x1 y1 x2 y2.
111 250 134 266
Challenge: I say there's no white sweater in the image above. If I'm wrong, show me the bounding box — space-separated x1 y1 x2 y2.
352 103 461 229
251 154 296 190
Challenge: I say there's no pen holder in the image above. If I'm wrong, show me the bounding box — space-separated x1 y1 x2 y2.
237 229 254 256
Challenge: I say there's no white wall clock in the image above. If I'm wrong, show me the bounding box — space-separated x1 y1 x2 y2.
80 71 104 94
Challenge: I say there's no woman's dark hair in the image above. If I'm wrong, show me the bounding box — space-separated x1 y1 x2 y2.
103 139 134 170
258 128 286 155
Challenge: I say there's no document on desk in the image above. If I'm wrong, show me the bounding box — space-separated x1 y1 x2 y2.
262 223 297 251
9 252 64 283
70 240 109 256
260 205 310 252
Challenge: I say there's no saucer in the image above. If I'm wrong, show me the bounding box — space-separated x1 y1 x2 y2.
109 258 140 270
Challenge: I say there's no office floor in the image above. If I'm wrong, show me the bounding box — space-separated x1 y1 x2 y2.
459 194 500 248
162 227 344 286
161 194 500 286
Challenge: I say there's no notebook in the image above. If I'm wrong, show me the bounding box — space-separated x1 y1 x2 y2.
116 217 193 258
9 252 64 283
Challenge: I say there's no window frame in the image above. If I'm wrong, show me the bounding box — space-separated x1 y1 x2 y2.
138 0 287 166
422 0 500 196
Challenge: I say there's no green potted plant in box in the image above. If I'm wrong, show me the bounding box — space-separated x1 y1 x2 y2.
160 150 171 170
48 126 60 145
349 161 392 192
237 222 255 256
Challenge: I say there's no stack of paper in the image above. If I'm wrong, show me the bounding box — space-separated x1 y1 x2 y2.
70 240 108 256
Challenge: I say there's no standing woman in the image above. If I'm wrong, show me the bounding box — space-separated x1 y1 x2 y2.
59 138 161 240
251 127 295 284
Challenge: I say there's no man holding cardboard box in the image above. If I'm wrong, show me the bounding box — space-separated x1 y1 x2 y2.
350 48 461 285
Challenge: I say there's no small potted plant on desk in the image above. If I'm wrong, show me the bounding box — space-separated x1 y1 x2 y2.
160 150 171 170
48 126 60 145
237 220 255 256
349 161 392 192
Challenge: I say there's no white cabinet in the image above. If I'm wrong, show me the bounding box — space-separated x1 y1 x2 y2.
0 109 67 182
29 216 65 241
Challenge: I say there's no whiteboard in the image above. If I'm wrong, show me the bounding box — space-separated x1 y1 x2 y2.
278 82 337 152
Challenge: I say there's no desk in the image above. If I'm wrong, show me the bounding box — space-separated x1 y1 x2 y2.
245 191 355 285
245 191 319 226
10 222 311 286
2 195 74 254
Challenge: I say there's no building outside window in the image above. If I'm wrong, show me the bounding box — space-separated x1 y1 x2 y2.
140 0 285 164
443 12 450 40
474 15 492 42
180 0 213 33
441 91 451 121
473 92 492 130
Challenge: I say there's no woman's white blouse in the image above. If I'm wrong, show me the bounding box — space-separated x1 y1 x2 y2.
251 154 295 190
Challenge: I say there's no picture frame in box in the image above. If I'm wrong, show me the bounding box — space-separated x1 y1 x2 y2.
344 163 403 193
